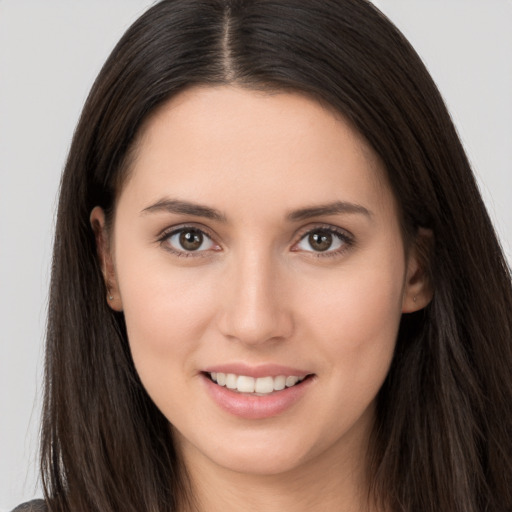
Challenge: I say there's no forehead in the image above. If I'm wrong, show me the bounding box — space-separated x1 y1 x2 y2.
118 85 394 220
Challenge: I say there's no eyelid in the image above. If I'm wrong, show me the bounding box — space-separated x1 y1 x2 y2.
155 222 355 258
156 222 216 241
157 223 222 256
291 223 355 256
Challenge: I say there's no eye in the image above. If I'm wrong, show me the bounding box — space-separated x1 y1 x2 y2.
162 227 218 254
294 227 352 254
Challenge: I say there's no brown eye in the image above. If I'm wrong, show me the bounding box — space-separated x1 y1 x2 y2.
179 229 204 251
308 231 333 252
164 227 216 254
295 227 350 255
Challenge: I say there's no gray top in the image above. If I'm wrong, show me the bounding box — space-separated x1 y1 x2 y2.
11 500 47 512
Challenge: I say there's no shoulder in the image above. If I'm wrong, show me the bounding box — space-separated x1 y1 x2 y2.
11 500 47 512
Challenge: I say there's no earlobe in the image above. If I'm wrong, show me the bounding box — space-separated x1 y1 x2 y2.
90 206 123 311
402 228 434 313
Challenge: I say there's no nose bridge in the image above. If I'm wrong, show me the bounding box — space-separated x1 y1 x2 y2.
217 245 292 344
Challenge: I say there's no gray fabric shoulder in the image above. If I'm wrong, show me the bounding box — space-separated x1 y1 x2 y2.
11 500 47 512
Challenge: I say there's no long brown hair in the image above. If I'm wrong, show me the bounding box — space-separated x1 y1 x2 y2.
42 1 512 511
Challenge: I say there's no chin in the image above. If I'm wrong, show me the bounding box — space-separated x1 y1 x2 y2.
209 444 312 477
178 423 332 478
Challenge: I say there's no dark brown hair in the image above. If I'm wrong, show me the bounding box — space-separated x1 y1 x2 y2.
42 1 512 511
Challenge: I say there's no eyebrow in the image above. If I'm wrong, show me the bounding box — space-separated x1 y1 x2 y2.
141 198 372 222
141 198 227 221
287 201 372 221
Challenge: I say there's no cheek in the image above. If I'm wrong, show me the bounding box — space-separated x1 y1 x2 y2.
287 265 403 450
114 249 219 377
299 250 405 384
117 263 224 423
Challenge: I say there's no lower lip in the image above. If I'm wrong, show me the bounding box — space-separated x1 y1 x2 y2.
202 374 314 419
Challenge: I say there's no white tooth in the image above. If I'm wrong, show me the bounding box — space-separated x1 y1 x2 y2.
237 375 255 393
285 376 299 387
211 372 217 381
225 373 237 389
255 376 274 394
274 375 286 391
216 373 226 386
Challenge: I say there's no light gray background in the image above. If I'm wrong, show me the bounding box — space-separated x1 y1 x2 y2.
1 1 511 509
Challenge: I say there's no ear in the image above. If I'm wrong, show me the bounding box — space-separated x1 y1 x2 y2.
402 227 434 313
90 206 123 311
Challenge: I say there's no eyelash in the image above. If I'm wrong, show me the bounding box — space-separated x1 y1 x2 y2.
157 224 355 259
293 225 354 258
157 224 219 258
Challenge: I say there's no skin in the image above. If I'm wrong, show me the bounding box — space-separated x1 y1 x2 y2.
91 85 431 512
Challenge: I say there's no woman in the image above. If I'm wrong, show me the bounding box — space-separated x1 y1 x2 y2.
14 0 512 511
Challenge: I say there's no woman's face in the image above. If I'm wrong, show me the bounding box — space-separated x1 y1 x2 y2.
93 86 427 479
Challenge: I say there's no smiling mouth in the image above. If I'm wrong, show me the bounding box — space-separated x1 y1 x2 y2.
205 372 313 396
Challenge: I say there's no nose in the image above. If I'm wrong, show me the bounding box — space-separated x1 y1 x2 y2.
216 249 294 346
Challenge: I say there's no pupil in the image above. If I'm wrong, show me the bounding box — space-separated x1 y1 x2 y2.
309 231 332 252
179 230 203 251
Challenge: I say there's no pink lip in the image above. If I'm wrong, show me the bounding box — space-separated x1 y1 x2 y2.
201 372 315 420
202 363 311 379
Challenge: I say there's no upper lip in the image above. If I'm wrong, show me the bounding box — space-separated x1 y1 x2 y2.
202 363 313 379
